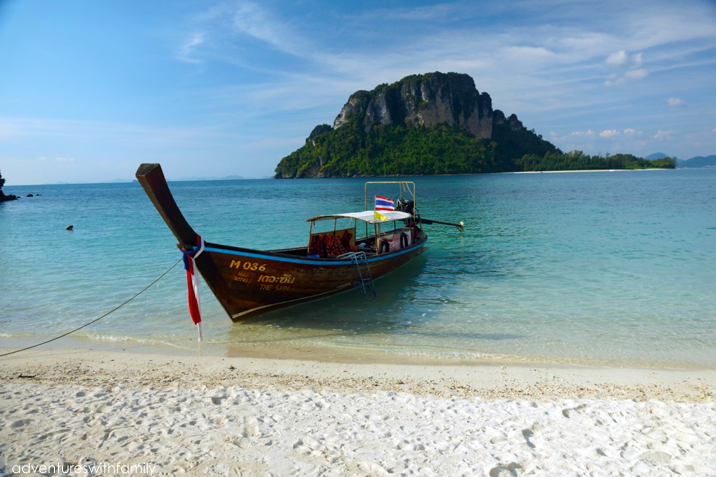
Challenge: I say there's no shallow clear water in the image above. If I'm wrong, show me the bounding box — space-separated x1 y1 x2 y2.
1 169 715 368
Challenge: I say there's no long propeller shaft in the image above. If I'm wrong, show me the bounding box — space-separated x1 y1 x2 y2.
420 218 464 231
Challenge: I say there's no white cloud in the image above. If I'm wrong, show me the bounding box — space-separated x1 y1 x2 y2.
373 4 460 21
55 157 75 162
713 127 716 133
570 129 594 137
231 3 307 56
599 129 620 138
622 129 644 136
654 130 675 140
605 50 643 68
604 50 647 86
606 50 628 66
632 52 643 67
177 33 205 64
503 46 556 61
624 68 648 80
604 70 648 86
668 97 685 107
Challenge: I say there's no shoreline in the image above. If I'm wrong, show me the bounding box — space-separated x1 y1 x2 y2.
2 347 714 402
3 331 714 372
500 168 671 174
2 348 715 475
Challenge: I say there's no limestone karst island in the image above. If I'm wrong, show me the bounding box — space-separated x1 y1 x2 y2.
274 72 675 178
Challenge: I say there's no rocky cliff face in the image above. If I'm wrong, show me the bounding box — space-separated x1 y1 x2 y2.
492 109 525 131
332 72 520 139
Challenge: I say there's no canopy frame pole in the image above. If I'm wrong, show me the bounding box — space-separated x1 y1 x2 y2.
307 220 314 255
374 223 378 253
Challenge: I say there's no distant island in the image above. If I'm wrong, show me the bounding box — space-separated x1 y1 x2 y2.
274 72 675 178
0 171 19 202
678 155 716 168
174 175 247 181
647 152 716 168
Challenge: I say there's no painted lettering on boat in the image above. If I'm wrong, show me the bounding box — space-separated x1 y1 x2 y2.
230 269 251 283
229 260 266 272
259 283 292 291
257 274 296 285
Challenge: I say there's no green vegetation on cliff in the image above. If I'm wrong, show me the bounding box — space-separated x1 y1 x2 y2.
515 151 677 171
492 120 558 167
277 119 501 177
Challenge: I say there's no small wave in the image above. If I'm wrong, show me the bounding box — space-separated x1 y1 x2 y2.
0 332 36 339
79 332 190 350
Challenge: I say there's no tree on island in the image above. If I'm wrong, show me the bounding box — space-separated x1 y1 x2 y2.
0 170 19 202
515 151 676 171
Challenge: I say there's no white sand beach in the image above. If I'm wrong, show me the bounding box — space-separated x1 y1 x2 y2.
502 168 672 174
1 348 715 476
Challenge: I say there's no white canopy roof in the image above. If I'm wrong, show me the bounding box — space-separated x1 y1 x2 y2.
307 210 412 224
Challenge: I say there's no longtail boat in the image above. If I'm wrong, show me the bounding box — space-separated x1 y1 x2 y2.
136 163 431 321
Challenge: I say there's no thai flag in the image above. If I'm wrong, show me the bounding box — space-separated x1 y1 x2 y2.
375 195 395 211
181 235 205 341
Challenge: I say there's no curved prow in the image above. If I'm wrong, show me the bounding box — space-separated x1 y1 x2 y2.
136 163 235 320
136 163 197 247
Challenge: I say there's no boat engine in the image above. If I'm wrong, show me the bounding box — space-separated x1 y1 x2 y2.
395 198 414 214
395 198 418 226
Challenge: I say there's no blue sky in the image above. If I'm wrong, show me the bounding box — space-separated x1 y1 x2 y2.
1 0 715 185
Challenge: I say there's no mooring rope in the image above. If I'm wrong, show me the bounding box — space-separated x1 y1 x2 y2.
0 258 182 358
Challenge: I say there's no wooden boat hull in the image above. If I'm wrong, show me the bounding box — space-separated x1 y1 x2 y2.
202 239 426 320
136 163 427 321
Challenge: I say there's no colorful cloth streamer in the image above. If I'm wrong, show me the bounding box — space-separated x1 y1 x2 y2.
180 235 205 341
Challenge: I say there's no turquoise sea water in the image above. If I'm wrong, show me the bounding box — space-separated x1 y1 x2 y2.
1 169 715 368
